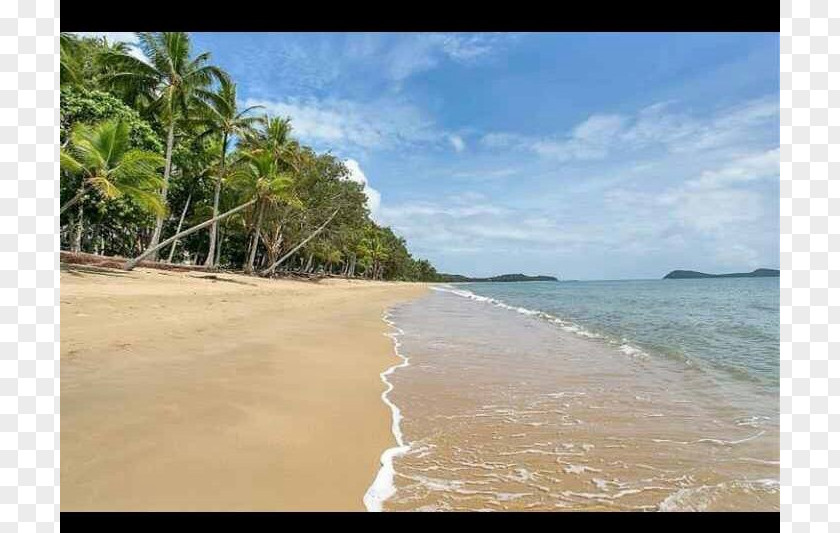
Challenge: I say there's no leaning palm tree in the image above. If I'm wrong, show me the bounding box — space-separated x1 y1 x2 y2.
193 78 262 267
102 32 229 259
60 119 165 253
60 119 165 216
227 151 300 274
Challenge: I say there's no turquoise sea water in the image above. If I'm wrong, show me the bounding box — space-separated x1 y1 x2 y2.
458 278 780 390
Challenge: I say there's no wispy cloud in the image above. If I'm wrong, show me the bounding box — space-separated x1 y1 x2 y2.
245 96 446 153
448 135 466 153
374 33 520 81
389 94 779 277
481 95 779 162
451 167 519 180
685 148 780 190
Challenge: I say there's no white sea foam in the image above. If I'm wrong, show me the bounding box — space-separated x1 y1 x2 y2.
430 285 652 359
658 479 780 511
561 463 602 475
651 430 766 447
619 344 650 359
363 312 411 512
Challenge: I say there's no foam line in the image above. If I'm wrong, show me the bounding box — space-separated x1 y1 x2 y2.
363 312 411 512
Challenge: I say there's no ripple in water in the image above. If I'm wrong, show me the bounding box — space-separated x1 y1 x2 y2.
381 286 779 511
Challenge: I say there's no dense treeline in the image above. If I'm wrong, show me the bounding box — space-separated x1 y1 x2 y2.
59 32 442 282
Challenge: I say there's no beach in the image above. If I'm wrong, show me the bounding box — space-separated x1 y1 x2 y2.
60 265 428 511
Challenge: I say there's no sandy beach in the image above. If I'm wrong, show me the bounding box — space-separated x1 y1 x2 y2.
60 265 428 511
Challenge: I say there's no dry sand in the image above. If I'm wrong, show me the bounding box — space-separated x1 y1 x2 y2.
60 265 428 510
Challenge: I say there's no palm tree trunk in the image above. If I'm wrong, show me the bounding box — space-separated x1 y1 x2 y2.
60 181 89 215
215 227 224 266
147 120 176 261
166 193 191 263
259 209 339 276
71 204 84 252
348 253 356 278
124 198 256 271
205 133 227 267
244 202 265 274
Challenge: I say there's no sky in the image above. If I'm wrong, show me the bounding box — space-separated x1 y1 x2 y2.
84 32 780 280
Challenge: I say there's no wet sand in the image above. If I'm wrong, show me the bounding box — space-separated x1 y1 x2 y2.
384 290 779 511
60 266 428 510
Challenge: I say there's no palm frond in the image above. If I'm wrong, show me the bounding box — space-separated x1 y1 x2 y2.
59 150 84 175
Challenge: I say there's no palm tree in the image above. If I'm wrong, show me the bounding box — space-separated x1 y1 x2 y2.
60 119 165 216
241 115 300 172
227 151 300 274
193 78 262 267
102 32 229 259
358 235 389 279
60 120 165 252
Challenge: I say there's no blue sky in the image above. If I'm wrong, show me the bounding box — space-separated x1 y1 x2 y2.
87 32 780 279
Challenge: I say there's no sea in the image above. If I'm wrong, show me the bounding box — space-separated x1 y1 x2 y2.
368 277 780 511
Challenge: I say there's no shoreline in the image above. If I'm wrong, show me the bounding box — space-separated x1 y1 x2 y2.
363 313 410 511
379 284 779 511
60 265 428 510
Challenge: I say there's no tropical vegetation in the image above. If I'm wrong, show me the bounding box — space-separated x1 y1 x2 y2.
59 32 442 282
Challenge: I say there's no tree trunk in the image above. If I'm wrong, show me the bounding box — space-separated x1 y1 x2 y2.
244 202 265 274
259 209 339 276
348 253 356 278
147 120 176 261
166 193 191 263
71 203 83 252
263 226 283 270
60 181 89 215
215 228 224 266
124 198 257 271
205 132 227 267
304 253 313 273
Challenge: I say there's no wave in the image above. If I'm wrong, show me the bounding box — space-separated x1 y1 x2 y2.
431 285 653 360
363 312 411 512
657 479 780 511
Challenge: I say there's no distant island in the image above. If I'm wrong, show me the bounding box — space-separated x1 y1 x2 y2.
663 268 780 280
438 273 559 283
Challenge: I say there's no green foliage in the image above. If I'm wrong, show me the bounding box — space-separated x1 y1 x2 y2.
61 119 166 215
60 87 162 152
59 32 440 281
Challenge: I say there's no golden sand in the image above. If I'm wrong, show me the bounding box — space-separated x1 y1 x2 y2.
60 265 428 510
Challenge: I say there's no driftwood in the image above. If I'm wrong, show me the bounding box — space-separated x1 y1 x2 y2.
60 251 359 282
60 251 211 273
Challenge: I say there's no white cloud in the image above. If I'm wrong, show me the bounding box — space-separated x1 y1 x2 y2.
246 96 469 155
448 135 466 152
382 33 518 81
451 167 519 180
397 96 779 276
480 132 526 149
342 159 381 219
532 114 626 161
661 187 764 233
686 148 780 190
483 96 779 163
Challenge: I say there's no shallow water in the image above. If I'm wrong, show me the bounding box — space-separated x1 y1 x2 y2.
382 279 779 511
